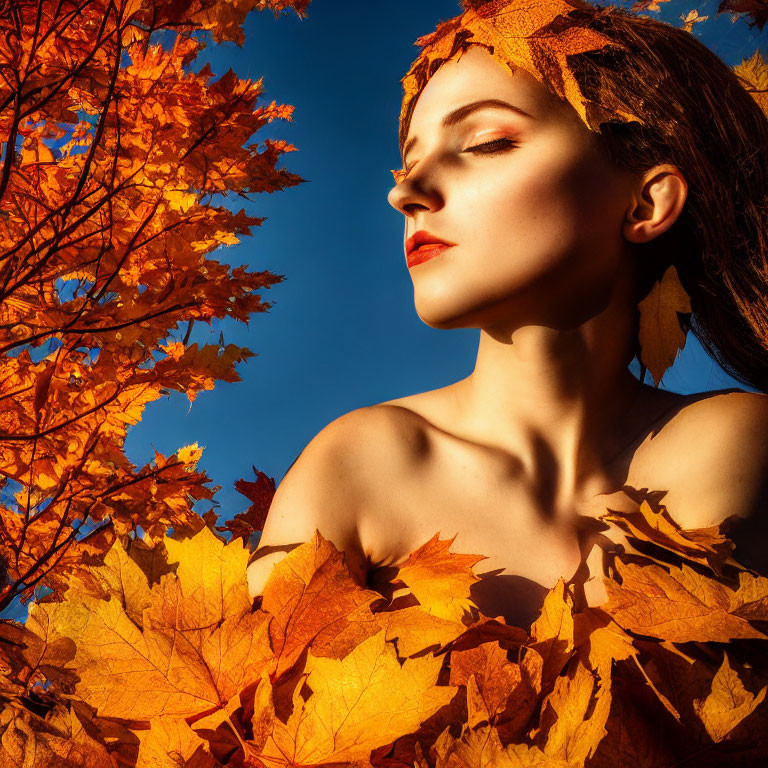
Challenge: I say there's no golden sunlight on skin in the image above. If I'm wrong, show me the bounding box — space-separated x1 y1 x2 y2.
385 45 689 494
388 45 640 334
249 45 768 630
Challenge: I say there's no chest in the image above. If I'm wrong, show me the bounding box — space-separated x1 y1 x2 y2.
361 436 643 629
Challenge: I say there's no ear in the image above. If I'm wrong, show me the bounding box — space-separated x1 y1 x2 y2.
623 164 688 244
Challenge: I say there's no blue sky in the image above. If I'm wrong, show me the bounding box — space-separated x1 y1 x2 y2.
123 0 767 523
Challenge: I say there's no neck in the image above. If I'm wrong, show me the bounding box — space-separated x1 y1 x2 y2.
453 289 645 507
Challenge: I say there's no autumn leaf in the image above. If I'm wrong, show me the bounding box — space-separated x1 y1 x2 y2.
433 722 565 768
261 531 383 678
258 630 457 767
637 265 692 386
601 499 737 575
693 652 768 742
603 558 768 642
399 0 636 143
528 579 575 693
450 641 527 729
225 465 277 543
393 533 484 622
734 48 768 115
136 716 218 768
680 9 709 32
534 658 612 767
0 697 123 768
379 604 471 658
163 524 253 625
25 528 273 721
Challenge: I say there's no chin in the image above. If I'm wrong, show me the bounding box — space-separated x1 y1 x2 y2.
413 295 502 331
412 292 474 330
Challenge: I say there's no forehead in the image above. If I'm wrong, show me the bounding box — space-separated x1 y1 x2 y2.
405 45 575 141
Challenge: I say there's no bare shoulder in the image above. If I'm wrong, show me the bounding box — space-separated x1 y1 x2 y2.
644 389 768 529
660 389 768 457
245 403 426 598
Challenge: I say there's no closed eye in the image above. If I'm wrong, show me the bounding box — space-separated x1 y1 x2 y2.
464 137 518 153
392 137 518 184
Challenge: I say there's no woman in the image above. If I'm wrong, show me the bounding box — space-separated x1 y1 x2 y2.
247 0 768 630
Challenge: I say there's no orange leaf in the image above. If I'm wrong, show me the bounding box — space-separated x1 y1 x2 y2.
258 630 457 766
693 652 767 743
394 533 484 622
637 265 691 386
603 558 767 642
601 499 737 575
261 531 382 678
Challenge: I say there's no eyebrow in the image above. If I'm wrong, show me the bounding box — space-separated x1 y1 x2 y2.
401 98 533 164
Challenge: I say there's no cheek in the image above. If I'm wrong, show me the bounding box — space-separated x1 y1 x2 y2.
469 151 619 257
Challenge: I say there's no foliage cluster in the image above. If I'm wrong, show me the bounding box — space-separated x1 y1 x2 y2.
0 0 306 613
2 497 768 766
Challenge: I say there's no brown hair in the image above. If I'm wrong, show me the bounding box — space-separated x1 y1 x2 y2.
399 1 768 391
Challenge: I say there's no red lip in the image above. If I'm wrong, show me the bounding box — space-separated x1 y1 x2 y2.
405 230 454 268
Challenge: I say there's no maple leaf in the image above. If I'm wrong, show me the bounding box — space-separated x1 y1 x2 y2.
680 9 709 32
528 579 575 693
393 534 484 622
450 641 524 727
0 697 121 768
603 558 768 642
573 607 682 722
261 531 383 679
734 49 768 116
223 465 277 543
163 524 253 625
534 658 612 767
136 715 219 767
257 630 458 766
637 265 692 386
693 652 768 742
399 0 641 157
433 722 565 768
600 499 737 575
379 604 471 658
25 529 273 720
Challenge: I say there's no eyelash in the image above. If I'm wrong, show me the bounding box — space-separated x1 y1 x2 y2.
396 137 518 182
464 136 518 154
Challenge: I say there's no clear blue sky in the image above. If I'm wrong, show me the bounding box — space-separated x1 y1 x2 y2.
124 0 766 523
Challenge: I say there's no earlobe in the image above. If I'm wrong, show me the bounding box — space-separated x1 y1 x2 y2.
623 165 688 245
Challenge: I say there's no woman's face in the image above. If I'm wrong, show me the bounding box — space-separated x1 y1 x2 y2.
387 45 637 333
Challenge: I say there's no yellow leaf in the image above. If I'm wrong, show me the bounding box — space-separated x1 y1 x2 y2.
529 579 574 691
176 442 203 467
136 716 217 767
693 653 767 742
259 630 457 766
735 49 768 115
395 533 484 622
379 604 469 657
261 531 382 678
164 525 252 625
537 659 612 766
601 499 736 575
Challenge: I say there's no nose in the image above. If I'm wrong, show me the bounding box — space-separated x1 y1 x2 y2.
387 168 443 217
